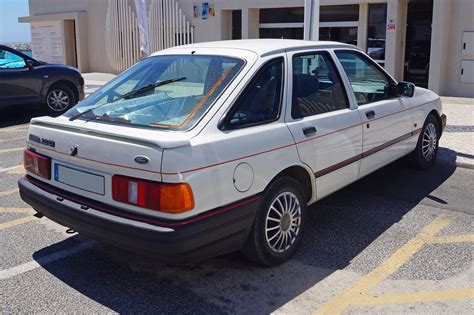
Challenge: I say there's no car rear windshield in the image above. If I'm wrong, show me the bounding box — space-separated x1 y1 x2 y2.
65 55 245 130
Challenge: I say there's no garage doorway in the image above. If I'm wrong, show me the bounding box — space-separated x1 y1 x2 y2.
403 0 433 88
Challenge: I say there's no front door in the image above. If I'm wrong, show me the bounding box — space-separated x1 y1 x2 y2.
285 50 363 200
0 47 42 107
334 50 413 178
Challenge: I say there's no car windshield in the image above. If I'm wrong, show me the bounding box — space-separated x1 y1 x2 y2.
65 54 245 130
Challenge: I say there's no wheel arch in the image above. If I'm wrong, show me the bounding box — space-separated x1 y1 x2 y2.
44 80 79 104
267 164 315 204
427 109 442 131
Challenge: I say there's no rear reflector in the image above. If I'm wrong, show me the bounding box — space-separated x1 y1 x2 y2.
112 175 194 213
23 148 51 180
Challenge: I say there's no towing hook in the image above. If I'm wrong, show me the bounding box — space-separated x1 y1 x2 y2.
66 228 76 234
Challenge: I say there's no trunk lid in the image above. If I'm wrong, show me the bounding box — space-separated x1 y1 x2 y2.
26 116 190 215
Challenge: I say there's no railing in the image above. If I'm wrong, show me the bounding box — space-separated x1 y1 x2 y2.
105 0 194 72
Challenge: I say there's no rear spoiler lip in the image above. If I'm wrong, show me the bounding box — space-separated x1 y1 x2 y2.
29 116 191 149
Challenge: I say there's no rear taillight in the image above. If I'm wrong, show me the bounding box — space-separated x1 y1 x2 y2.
23 148 51 180
112 175 194 213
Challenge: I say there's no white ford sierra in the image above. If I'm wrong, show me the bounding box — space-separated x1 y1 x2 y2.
19 40 446 266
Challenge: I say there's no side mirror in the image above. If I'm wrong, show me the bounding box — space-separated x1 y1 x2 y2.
397 81 415 97
26 60 35 70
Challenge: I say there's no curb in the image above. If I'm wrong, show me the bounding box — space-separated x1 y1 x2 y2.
438 157 474 170
455 161 474 170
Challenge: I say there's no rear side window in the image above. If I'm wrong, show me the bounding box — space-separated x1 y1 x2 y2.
221 58 283 129
292 52 349 118
335 50 396 105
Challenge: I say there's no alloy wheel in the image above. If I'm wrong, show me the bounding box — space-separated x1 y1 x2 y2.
265 191 302 253
422 123 437 162
47 89 70 112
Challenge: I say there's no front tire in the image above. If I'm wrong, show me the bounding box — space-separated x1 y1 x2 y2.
242 176 307 266
45 84 76 115
410 114 440 169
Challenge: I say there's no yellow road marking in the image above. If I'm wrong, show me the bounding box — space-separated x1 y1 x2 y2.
0 216 35 230
0 147 23 154
0 207 33 213
314 215 453 315
0 188 19 197
354 288 474 306
0 136 26 143
430 234 474 244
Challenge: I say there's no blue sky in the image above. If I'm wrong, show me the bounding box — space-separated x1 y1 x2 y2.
0 0 31 43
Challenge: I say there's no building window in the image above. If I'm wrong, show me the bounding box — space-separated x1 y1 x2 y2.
367 4 387 66
259 7 304 39
259 7 304 23
232 10 242 40
320 5 359 22
319 5 359 45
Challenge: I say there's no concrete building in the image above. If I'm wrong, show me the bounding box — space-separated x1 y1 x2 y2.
19 0 474 97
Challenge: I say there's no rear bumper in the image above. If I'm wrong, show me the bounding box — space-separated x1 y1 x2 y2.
19 176 259 264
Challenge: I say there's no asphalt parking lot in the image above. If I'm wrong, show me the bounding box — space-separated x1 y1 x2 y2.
1 109 473 314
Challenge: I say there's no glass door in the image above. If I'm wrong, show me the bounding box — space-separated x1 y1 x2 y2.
403 0 433 88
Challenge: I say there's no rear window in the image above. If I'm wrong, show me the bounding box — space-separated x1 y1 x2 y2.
65 55 245 130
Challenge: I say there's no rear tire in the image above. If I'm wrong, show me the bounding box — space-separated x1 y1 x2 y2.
241 176 307 266
409 114 440 169
45 84 76 116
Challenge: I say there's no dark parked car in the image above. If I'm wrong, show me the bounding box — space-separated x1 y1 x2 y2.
0 45 84 115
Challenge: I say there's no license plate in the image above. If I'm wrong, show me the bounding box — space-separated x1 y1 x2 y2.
54 164 105 195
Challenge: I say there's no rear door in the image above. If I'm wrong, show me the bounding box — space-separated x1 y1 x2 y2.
334 50 413 178
285 50 363 200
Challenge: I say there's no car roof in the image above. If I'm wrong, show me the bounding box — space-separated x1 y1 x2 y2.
152 39 359 57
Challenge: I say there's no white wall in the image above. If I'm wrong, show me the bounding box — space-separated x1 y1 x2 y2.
434 0 474 97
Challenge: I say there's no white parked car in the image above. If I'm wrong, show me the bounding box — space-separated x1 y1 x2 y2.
19 40 446 266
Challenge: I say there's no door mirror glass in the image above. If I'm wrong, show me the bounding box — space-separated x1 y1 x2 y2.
26 59 35 69
397 81 415 97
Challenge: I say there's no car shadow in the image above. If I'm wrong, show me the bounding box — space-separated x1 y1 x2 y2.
0 107 48 128
32 159 457 313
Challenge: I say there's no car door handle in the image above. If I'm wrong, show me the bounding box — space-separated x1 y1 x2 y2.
302 126 317 136
365 110 376 119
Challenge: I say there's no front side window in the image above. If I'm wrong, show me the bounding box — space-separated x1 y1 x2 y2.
222 58 283 129
292 52 349 118
66 55 244 130
0 49 26 69
335 51 395 105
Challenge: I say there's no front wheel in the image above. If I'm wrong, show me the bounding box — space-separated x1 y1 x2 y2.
241 176 307 266
45 84 76 115
410 114 440 169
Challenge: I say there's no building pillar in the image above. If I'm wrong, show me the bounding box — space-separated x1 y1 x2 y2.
357 3 368 52
385 0 407 80
428 0 452 94
242 8 259 39
304 0 320 40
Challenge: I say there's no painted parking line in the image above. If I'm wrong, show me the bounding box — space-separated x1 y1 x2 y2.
0 216 35 231
314 214 453 315
0 147 23 154
0 164 24 174
354 288 474 306
0 207 33 213
0 241 95 280
0 125 29 131
0 136 26 143
0 188 19 197
430 234 474 244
